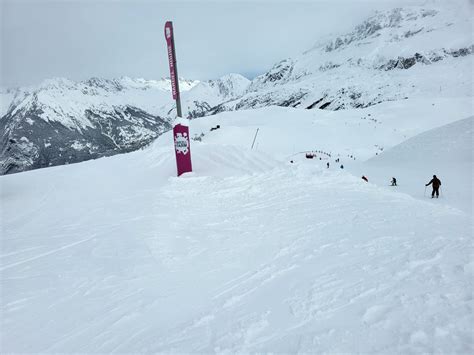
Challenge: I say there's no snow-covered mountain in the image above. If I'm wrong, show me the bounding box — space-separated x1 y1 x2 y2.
163 73 251 119
1 2 472 175
0 77 199 174
0 73 253 175
207 3 472 114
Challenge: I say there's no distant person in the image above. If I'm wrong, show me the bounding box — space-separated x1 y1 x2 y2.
340 165 344 169
327 162 330 168
425 175 441 198
362 176 368 182
391 177 397 186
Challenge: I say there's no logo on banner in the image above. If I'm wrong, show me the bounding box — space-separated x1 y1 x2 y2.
174 132 189 155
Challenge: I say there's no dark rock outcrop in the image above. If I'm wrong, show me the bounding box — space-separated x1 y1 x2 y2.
0 104 170 175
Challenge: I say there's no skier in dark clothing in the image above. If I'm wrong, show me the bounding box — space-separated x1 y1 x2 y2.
362 176 368 182
425 175 441 198
391 177 397 186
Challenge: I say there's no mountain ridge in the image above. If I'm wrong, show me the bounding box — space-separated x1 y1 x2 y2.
1 2 472 174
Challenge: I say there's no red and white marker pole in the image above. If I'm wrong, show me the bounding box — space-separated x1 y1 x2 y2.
165 21 192 176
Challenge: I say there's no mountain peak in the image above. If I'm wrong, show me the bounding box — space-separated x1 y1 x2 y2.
323 6 442 53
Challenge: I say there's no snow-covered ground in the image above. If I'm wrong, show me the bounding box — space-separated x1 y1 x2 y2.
355 115 473 214
1 97 472 352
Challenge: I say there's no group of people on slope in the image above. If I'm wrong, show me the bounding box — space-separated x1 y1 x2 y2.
301 153 442 199
360 175 442 199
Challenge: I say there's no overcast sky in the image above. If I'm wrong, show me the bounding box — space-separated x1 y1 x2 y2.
1 0 436 87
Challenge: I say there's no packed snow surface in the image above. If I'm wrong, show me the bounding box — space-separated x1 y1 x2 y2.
1 100 472 352
357 116 473 213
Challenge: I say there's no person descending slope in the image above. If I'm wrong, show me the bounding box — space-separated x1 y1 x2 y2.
425 175 442 198
391 177 397 186
362 176 368 182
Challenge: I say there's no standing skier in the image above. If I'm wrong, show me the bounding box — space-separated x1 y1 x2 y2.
327 162 330 168
391 177 397 186
425 175 441 198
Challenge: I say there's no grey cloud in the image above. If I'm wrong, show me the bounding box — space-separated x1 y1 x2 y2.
1 0 434 87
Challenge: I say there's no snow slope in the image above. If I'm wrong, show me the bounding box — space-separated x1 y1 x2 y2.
1 3 472 351
0 74 254 174
353 116 473 213
189 97 472 163
211 3 473 114
1 101 472 352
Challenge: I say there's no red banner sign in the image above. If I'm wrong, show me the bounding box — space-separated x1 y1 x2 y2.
164 21 178 100
165 21 192 176
173 124 193 176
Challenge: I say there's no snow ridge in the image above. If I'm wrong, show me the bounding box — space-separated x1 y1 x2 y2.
206 3 473 113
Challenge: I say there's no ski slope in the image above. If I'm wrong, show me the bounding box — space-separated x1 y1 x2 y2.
1 102 473 352
355 116 473 213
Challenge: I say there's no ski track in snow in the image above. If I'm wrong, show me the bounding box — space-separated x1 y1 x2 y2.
2 3 473 348
0 234 97 272
1 140 471 353
144 166 471 353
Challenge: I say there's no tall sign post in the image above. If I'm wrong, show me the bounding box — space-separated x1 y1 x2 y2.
165 21 192 176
